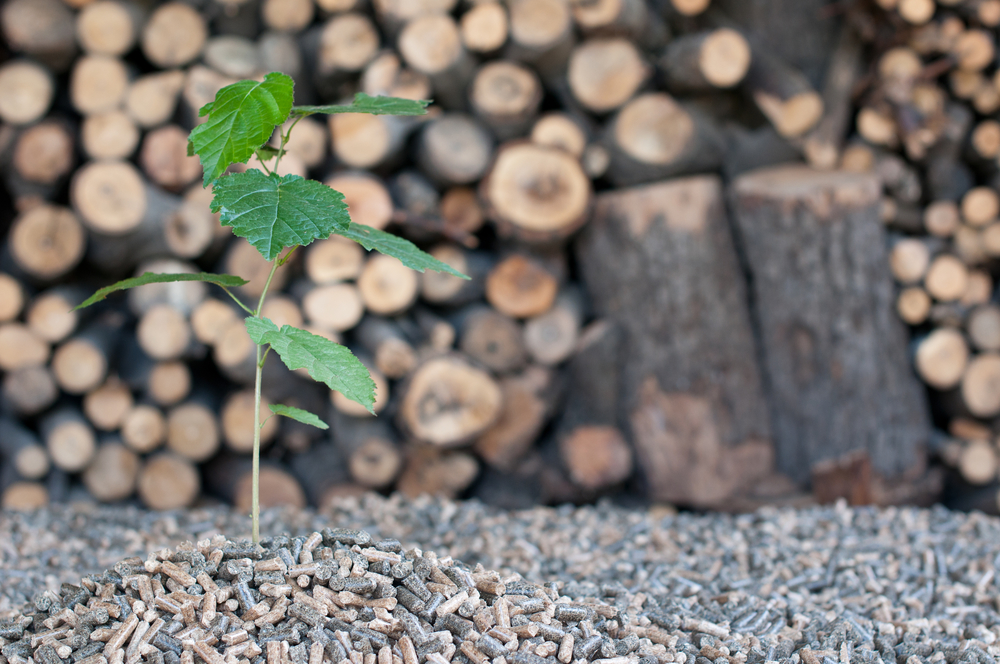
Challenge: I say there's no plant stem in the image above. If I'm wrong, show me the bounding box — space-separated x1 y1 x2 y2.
250 258 281 544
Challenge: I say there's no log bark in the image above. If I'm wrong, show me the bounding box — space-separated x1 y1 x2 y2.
2 365 58 416
137 452 200 510
604 92 724 187
731 165 931 482
810 449 873 505
481 141 591 244
416 114 494 187
572 0 667 49
396 354 503 446
0 60 54 125
567 37 649 113
82 439 140 503
576 175 774 506
743 49 824 139
8 204 85 280
802 24 863 170
470 61 542 141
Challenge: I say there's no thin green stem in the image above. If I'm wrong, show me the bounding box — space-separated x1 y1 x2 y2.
219 287 254 314
273 116 302 174
250 258 282 545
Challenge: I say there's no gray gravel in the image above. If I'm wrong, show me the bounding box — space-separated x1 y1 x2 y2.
1 494 999 663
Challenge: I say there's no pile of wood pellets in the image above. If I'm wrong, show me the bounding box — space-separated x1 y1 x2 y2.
1 494 1000 664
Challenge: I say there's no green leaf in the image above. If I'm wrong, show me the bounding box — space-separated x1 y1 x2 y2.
189 72 295 185
211 170 350 261
255 145 280 161
293 93 430 117
269 404 328 430
245 318 376 413
76 272 249 310
340 223 469 278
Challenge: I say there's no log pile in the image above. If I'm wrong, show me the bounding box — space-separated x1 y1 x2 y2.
0 0 965 513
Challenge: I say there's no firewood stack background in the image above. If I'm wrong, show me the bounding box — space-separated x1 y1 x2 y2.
1 0 999 515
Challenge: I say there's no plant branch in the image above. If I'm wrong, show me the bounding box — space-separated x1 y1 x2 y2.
219 287 254 314
250 258 281 544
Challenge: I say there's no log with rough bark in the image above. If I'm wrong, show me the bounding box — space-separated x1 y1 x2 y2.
576 175 775 507
731 165 931 483
743 48 824 139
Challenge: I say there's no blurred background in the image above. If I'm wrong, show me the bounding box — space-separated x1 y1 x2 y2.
0 0 995 516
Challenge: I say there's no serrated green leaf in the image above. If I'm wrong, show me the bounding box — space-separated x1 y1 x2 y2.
211 170 350 261
189 72 294 186
255 145 280 161
340 223 469 278
245 317 376 413
292 93 430 117
76 272 249 310
269 404 328 430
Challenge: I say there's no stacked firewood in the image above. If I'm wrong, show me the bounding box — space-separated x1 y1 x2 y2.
0 0 962 513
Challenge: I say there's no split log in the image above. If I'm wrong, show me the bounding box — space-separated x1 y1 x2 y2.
81 110 140 160
474 365 558 471
503 0 574 82
354 316 417 379
8 204 85 280
0 60 54 125
731 165 931 482
221 389 280 453
0 323 50 371
147 361 192 406
576 175 774 506
51 320 120 395
460 2 508 54
69 55 130 116
604 92 725 186
40 406 97 473
357 254 420 316
305 235 366 284
121 404 167 454
419 245 489 306
660 29 751 93
136 303 192 361
486 254 558 319
141 2 208 68
743 49 824 139
567 37 649 113
416 114 494 186
82 439 140 503
166 401 221 462
139 125 202 191
481 141 591 244
0 418 50 481
2 366 58 417
0 0 76 71
396 447 479 499
398 13 473 110
458 305 527 374
470 61 542 141
523 288 584 366
82 377 134 431
397 354 503 446
76 0 143 56
137 452 200 510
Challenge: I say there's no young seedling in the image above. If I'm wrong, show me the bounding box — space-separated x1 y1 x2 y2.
78 72 468 543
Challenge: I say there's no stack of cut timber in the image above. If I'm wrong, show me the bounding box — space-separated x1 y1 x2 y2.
0 0 953 513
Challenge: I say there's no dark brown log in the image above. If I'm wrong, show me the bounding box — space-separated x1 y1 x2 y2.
397 354 503 446
1 0 76 71
355 316 417 379
802 24 863 170
166 401 220 462
486 254 558 319
0 418 50 481
503 0 574 82
417 114 494 186
70 55 130 116
8 204 85 280
82 439 140 503
141 2 208 68
576 175 774 506
470 61 542 140
0 60 54 125
83 377 134 431
523 288 583 366
440 186 485 247
567 37 649 113
811 450 873 505
661 29 751 93
76 0 143 56
81 110 140 160
0 323 50 371
474 365 558 471
40 406 97 473
137 452 200 510
458 305 527 374
604 92 724 187
398 13 474 109
460 2 508 54
481 141 591 244
731 165 931 482
396 446 479 499
2 365 58 416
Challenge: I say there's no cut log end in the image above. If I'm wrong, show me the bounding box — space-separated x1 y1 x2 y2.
568 38 647 113
83 442 139 503
234 466 305 511
915 328 969 390
348 436 403 488
10 205 85 279
486 254 558 319
559 425 633 490
166 402 220 462
137 453 200 510
83 379 134 431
